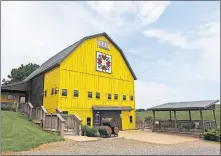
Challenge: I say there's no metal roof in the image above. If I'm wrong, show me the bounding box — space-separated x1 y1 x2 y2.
92 106 132 111
147 100 219 111
1 81 30 92
24 32 137 81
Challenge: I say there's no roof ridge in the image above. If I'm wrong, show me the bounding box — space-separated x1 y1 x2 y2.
24 32 137 81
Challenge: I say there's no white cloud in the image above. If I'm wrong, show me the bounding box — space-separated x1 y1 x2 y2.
135 80 175 108
135 1 171 26
86 1 171 35
143 20 220 83
1 1 170 80
134 80 200 108
135 79 219 109
1 2 91 80
157 59 172 67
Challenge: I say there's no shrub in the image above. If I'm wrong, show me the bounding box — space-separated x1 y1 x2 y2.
201 128 220 142
81 125 87 136
81 125 99 137
1 105 16 112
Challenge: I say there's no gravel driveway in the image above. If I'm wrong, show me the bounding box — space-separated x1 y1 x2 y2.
4 138 220 155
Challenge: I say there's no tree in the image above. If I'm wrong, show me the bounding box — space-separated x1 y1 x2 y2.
136 109 146 112
2 63 40 85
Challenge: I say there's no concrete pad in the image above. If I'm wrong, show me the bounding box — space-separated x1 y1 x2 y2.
119 130 199 145
64 135 100 142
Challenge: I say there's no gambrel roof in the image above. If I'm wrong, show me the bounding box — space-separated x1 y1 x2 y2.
24 32 137 81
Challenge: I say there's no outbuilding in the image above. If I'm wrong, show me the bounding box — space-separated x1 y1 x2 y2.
147 100 219 133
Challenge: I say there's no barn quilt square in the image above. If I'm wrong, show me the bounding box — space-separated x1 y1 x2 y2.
96 51 112 73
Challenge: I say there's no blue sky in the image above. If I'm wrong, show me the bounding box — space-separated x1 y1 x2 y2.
1 1 220 108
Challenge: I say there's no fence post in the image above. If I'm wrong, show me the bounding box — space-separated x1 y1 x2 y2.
78 120 82 136
152 111 156 132
29 107 32 119
174 111 177 130
21 103 23 112
199 110 205 133
212 110 217 129
42 112 46 129
25 103 27 113
51 114 53 129
16 102 19 112
60 122 64 137
40 109 42 120
56 114 65 137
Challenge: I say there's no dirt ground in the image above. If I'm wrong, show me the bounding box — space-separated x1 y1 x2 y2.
2 130 220 155
118 130 199 144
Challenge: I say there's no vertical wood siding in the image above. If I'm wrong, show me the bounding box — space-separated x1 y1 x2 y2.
43 35 136 129
58 35 135 129
30 75 44 107
43 67 60 113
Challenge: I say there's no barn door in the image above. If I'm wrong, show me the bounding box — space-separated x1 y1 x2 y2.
93 111 101 127
19 96 26 103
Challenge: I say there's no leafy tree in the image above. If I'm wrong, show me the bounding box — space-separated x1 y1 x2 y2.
136 109 146 112
2 63 39 85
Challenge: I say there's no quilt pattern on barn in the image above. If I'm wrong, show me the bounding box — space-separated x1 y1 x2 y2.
96 51 112 73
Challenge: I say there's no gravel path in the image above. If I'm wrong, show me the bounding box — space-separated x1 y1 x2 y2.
4 137 220 155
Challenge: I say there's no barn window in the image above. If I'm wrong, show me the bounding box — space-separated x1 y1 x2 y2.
130 115 133 123
114 94 118 100
88 92 92 98
51 88 54 95
62 89 67 96
123 95 126 100
108 93 112 100
73 90 79 97
44 91 47 97
62 111 68 114
130 96 133 101
94 114 100 124
55 88 58 94
96 92 100 99
87 117 91 126
7 95 15 100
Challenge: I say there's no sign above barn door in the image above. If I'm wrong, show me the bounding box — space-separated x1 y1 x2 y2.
98 40 110 50
96 51 112 73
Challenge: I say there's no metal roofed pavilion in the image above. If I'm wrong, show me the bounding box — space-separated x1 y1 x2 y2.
147 100 219 111
146 100 219 133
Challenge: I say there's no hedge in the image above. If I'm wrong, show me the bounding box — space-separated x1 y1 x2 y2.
82 125 99 137
201 128 220 142
1 104 16 112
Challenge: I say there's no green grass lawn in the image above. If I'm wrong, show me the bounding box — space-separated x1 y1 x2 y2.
1 111 64 152
136 104 220 127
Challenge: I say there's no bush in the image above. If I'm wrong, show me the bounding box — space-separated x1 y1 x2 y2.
1 104 16 112
201 128 220 142
81 125 99 137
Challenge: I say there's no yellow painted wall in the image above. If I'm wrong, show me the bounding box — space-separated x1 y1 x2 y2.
121 110 136 130
43 67 60 114
58 35 136 130
1 92 26 103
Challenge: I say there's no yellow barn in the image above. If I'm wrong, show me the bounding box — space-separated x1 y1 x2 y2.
1 32 137 130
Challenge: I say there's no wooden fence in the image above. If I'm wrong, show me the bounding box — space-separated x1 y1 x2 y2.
1 102 19 111
56 107 82 136
136 119 217 132
18 103 65 137
15 103 83 137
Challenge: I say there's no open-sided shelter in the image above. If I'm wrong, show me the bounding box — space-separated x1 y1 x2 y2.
147 100 219 133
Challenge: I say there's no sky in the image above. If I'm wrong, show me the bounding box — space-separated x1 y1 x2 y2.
1 1 220 108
